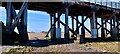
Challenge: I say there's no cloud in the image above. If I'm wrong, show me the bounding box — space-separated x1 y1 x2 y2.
28 10 49 16
14 10 49 16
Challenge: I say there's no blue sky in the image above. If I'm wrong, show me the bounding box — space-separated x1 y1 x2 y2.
0 6 111 33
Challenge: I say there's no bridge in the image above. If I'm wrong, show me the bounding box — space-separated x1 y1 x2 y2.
1 0 120 44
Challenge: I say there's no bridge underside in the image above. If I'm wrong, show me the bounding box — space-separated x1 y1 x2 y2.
1 2 120 44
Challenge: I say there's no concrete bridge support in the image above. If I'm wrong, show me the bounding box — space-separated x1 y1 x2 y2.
91 11 97 38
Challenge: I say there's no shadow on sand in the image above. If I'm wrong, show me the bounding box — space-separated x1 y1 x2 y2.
85 38 120 43
2 38 75 47
2 37 120 47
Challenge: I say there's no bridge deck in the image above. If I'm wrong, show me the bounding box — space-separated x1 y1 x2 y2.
1 2 120 44
2 2 120 20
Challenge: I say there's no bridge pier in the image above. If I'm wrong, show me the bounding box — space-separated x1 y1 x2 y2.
20 3 28 42
2 2 120 45
64 3 69 40
50 12 63 40
5 2 29 43
91 11 97 38
80 15 85 44
111 13 118 40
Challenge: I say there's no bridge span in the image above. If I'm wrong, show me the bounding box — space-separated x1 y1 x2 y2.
1 1 120 44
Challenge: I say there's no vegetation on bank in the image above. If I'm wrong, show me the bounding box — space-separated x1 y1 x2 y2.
86 42 119 52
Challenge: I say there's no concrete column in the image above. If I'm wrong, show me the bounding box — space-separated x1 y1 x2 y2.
91 11 97 38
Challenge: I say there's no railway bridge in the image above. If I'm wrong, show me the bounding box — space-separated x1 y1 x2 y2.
1 0 120 44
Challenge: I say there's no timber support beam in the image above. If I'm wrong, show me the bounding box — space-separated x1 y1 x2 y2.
6 2 28 42
64 2 69 40
80 15 85 44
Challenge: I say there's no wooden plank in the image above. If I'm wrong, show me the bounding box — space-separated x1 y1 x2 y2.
45 11 63 37
76 16 79 34
46 14 52 37
110 19 113 37
60 20 77 36
71 16 74 37
71 16 82 32
57 13 60 28
101 18 105 38
113 14 117 28
52 13 56 40
84 27 91 34
10 2 27 31
22 2 28 41
83 12 92 22
11 4 22 36
71 15 91 34
80 15 85 44
105 20 107 37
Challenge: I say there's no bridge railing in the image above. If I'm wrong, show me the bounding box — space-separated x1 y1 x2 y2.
78 0 120 9
83 0 120 9
62 0 120 9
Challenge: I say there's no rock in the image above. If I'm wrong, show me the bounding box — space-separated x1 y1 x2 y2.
103 50 107 53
